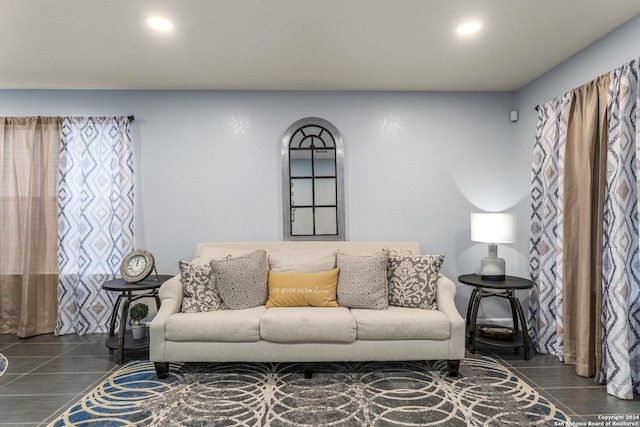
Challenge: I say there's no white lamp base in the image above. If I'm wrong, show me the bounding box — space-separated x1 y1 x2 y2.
480 243 506 281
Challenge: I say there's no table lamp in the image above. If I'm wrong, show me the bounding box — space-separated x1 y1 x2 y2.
471 212 516 281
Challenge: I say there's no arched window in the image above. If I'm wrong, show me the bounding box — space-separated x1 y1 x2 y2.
282 117 345 240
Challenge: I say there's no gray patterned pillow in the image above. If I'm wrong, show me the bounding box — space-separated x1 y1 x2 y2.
179 261 223 313
336 249 390 309
387 252 444 310
210 249 268 310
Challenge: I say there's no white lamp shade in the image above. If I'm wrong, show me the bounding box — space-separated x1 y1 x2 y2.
470 213 516 244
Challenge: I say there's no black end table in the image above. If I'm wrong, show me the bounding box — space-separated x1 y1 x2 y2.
458 274 534 360
102 275 173 364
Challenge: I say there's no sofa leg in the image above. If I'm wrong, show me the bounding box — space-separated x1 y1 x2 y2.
447 360 460 377
154 362 169 379
303 362 314 379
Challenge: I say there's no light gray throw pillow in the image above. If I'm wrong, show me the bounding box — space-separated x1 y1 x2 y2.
336 249 390 309
210 249 268 310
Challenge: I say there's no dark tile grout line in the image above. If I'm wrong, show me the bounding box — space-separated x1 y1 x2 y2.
0 337 125 426
507 365 579 370
0 343 86 391
489 351 586 422
0 357 61 391
507 365 640 419
1 338 120 426
40 365 121 426
516 373 582 419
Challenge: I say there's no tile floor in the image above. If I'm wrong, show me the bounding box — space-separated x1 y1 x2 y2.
487 344 640 424
0 333 638 426
0 333 143 426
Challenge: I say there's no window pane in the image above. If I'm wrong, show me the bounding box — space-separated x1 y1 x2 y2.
290 129 305 148
315 178 336 205
290 150 312 176
314 154 335 176
292 207 314 235
291 179 313 206
315 207 337 235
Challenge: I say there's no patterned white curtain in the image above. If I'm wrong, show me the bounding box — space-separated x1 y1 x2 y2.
55 117 134 335
601 58 640 399
530 57 640 399
529 94 570 358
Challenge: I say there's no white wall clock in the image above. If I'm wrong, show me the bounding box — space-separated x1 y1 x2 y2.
120 249 155 283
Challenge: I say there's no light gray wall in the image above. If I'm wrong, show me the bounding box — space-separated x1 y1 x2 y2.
514 13 640 214
4 14 638 320
0 89 516 315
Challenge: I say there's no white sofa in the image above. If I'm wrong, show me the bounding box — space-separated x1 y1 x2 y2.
150 241 465 378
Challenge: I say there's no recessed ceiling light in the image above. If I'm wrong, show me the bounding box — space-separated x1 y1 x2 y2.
146 16 173 32
456 21 482 36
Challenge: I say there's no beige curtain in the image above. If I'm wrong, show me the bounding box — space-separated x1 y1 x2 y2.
0 117 61 337
562 75 609 379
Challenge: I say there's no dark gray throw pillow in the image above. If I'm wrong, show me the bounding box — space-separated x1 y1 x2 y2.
387 252 444 310
179 261 223 313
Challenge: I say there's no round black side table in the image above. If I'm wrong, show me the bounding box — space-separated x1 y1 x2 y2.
458 274 534 360
102 275 173 364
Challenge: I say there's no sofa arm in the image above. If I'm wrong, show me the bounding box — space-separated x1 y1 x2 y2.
149 275 182 361
436 275 466 360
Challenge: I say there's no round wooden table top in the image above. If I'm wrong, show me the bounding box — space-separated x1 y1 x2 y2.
457 274 533 290
101 275 173 292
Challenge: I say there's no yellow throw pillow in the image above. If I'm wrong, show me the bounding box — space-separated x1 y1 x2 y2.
266 268 340 308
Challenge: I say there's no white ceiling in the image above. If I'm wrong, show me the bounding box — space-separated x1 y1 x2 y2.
2 0 640 92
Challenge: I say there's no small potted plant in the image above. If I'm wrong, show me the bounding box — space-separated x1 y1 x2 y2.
129 302 149 340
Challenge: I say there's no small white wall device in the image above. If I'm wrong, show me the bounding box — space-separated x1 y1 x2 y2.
509 110 518 122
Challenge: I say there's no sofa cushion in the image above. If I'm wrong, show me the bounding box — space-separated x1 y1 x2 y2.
165 306 265 342
179 261 223 312
210 249 269 310
260 307 356 343
351 306 451 340
266 268 339 308
336 249 389 309
268 248 337 272
387 252 444 310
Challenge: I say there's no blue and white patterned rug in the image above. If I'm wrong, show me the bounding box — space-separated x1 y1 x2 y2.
50 356 571 426
0 354 7 378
